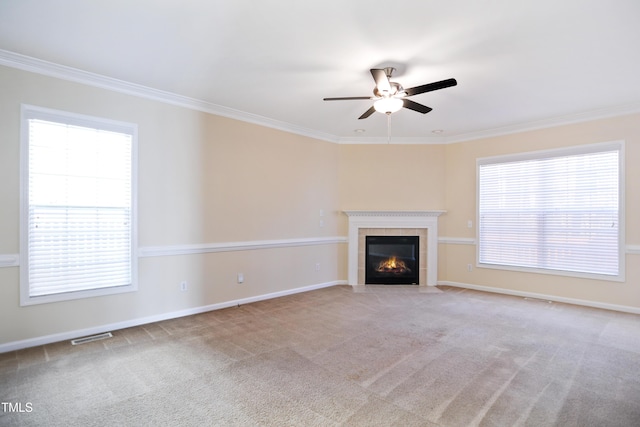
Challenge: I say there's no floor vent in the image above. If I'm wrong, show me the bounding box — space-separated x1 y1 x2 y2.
71 332 113 345
524 297 553 304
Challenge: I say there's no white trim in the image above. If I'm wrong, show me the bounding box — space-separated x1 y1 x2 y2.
0 254 19 267
139 236 347 258
0 237 347 268
343 210 446 218
436 239 640 253
0 49 338 144
476 140 624 165
440 103 640 144
19 105 139 306
3 49 639 146
438 280 640 315
3 239 637 268
0 280 346 353
337 136 447 145
344 211 444 286
439 237 476 245
476 140 625 283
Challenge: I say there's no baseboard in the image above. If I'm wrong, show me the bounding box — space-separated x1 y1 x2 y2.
438 280 640 315
0 280 347 353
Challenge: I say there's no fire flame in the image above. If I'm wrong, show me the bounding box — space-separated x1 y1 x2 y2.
376 256 410 274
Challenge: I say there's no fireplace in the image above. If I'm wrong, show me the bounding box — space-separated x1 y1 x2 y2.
365 236 419 285
344 210 445 287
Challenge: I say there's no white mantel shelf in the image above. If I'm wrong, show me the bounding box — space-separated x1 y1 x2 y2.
344 210 446 217
344 210 445 287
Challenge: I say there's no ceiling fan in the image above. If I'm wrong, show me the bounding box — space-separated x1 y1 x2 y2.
323 67 457 119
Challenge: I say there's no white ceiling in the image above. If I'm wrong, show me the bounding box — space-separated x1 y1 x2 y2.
1 0 639 143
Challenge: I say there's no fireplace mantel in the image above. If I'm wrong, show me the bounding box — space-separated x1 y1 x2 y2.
344 210 445 218
344 210 445 287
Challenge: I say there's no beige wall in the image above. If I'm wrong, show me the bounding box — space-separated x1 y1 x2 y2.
337 144 446 211
442 114 640 308
0 66 345 347
1 64 639 349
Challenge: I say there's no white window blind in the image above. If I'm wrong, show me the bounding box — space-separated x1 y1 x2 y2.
21 106 137 303
478 143 622 279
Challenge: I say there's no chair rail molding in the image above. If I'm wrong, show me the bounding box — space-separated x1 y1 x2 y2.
0 254 19 268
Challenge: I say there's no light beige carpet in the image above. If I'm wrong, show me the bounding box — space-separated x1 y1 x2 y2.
1 285 640 426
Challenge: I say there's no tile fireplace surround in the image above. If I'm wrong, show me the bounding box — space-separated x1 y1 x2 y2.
344 211 445 287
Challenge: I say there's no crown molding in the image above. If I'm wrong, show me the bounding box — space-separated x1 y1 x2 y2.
2 49 639 146
0 49 338 144
335 102 640 145
442 102 640 144
336 136 447 145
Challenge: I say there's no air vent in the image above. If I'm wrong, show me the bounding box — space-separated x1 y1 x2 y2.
523 297 553 304
71 332 113 345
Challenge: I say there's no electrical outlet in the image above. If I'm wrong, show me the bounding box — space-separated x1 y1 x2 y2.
237 273 244 284
180 281 188 291
467 264 473 272
315 263 321 271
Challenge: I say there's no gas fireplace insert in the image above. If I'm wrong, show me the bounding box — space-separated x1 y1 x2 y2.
365 235 419 285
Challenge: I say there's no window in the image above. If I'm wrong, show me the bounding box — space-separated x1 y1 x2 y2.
477 142 624 281
20 105 137 305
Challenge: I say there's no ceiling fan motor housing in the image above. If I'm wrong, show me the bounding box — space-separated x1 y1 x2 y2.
374 81 404 98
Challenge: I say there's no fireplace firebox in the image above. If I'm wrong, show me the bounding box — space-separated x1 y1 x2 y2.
365 236 419 285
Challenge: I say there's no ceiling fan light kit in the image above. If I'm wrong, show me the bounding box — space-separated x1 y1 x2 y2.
323 67 457 120
374 97 403 114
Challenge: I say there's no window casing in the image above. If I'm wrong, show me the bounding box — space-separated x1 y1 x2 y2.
477 141 624 281
20 105 137 305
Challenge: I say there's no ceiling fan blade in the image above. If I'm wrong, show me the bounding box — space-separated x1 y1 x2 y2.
404 78 457 97
358 106 376 120
323 96 375 101
403 99 433 114
370 69 391 93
